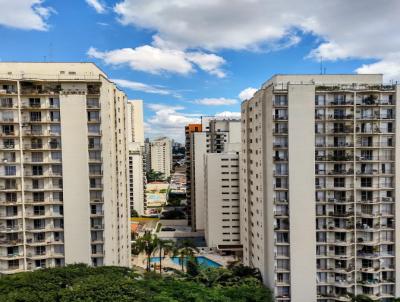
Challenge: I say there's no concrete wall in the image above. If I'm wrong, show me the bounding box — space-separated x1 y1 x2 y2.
205 153 240 248
60 91 91 264
127 100 144 144
193 133 207 231
395 84 400 297
288 84 316 301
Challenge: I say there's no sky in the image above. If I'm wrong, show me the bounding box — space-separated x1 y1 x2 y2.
0 0 399 142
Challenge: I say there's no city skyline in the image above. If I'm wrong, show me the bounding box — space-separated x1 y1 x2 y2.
1 1 400 141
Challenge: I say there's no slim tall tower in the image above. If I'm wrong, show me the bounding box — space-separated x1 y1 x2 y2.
126 100 145 216
185 124 202 227
241 74 399 301
0 62 130 273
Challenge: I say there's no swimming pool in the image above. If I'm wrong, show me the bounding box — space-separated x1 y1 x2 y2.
150 256 221 268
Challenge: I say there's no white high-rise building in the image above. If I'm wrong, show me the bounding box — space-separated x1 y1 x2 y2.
204 149 241 251
0 62 131 274
126 100 146 216
150 137 172 178
241 74 399 301
126 100 144 144
190 118 241 232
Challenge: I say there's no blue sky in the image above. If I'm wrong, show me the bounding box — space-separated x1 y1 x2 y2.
0 0 398 142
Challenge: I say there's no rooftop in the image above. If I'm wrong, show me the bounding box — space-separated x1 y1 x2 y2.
0 62 107 81
262 74 384 88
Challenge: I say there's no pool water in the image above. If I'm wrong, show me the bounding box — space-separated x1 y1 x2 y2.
150 256 221 268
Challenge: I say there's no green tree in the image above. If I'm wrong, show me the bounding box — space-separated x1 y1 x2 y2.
0 264 272 302
173 240 199 272
130 209 139 217
154 239 174 274
132 232 159 272
186 256 200 277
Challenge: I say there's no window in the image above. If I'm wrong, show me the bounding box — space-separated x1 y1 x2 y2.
29 98 41 108
334 178 345 187
4 166 16 176
361 177 372 187
30 112 41 122
31 152 43 162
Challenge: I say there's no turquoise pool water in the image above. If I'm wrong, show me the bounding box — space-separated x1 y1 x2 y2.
150 256 221 268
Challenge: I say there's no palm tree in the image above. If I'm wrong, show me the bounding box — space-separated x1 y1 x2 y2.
132 231 159 272
154 239 174 274
173 240 199 272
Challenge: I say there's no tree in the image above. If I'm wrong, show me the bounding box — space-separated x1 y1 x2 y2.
147 170 165 181
161 209 186 219
0 264 272 302
131 209 139 218
154 239 174 274
132 232 159 272
186 256 200 277
173 240 199 272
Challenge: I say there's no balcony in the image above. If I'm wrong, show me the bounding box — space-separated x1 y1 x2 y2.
0 238 23 246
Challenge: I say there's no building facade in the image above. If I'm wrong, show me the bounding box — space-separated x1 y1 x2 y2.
204 151 240 250
241 74 400 301
126 99 144 144
0 62 131 274
190 118 240 232
185 124 202 227
150 137 172 178
126 100 146 216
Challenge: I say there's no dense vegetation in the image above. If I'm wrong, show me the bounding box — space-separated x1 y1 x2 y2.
0 264 272 302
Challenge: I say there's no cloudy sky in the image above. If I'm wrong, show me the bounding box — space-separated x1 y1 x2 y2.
1 0 399 141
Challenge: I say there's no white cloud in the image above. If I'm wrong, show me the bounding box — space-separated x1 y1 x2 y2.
146 103 201 142
186 52 226 78
215 111 241 119
239 87 257 101
193 98 237 106
86 0 106 13
114 0 400 80
87 46 225 77
356 54 400 82
0 0 54 30
112 79 173 95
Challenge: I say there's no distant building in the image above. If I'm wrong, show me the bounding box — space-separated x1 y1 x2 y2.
185 124 202 226
126 100 146 216
189 118 241 232
0 62 130 273
126 99 144 144
150 137 172 178
204 149 241 252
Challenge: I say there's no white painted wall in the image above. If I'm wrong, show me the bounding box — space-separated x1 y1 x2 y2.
288 84 317 301
60 92 91 265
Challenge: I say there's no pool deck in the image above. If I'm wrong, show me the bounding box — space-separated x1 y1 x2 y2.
132 252 237 272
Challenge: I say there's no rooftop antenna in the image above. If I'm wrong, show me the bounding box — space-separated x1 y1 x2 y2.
320 56 323 75
48 42 53 62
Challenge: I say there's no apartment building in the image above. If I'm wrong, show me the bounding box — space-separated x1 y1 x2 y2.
185 124 202 227
126 100 146 216
204 151 241 251
0 62 131 274
189 118 240 231
150 137 172 178
241 74 400 301
126 99 144 144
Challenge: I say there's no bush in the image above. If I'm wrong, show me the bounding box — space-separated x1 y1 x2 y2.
0 264 272 302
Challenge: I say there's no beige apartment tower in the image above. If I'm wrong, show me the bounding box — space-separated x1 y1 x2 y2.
150 137 172 178
241 74 400 301
126 100 146 216
0 63 131 274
